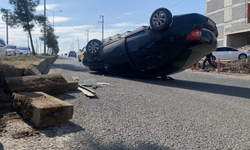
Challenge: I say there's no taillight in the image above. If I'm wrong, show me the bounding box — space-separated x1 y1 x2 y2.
186 29 202 40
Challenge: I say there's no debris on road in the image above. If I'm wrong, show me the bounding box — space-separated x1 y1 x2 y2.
97 82 110 87
78 85 96 94
65 77 79 90
72 76 79 81
77 87 95 97
80 84 93 87
12 92 73 127
2 74 69 95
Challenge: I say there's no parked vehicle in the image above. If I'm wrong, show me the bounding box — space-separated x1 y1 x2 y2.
0 39 7 56
82 7 218 77
68 51 76 58
17 47 31 55
78 47 86 62
212 47 250 60
6 45 19 56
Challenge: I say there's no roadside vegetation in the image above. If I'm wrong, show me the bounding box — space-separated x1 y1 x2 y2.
0 55 54 69
0 0 60 55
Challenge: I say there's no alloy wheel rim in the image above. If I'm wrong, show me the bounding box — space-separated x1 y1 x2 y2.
88 41 99 53
240 55 246 59
153 11 166 27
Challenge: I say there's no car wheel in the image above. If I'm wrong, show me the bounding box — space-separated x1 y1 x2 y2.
86 39 102 56
238 54 247 60
150 8 172 32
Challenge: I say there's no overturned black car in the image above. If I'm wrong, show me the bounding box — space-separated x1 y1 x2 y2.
83 8 218 78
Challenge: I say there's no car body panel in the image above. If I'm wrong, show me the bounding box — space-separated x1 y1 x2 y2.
17 47 31 55
78 47 86 62
0 39 7 56
212 47 250 60
6 45 19 56
68 51 76 57
83 11 218 77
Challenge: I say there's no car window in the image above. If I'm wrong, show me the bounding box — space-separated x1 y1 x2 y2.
216 48 224 51
230 48 238 51
7 45 16 49
18 47 28 50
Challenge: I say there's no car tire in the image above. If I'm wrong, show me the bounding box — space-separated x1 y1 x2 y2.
238 54 247 60
150 8 172 32
86 39 102 56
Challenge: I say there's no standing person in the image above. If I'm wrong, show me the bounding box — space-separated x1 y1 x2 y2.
200 53 217 71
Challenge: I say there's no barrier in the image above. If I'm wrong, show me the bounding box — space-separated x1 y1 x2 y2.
217 58 220 73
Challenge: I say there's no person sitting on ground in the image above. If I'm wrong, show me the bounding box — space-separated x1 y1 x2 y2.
200 53 217 71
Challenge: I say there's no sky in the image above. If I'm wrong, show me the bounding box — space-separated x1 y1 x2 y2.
0 0 205 55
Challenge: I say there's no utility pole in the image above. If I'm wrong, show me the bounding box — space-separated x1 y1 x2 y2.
86 30 89 43
36 38 38 54
77 37 80 50
98 15 104 42
5 9 10 44
44 0 46 54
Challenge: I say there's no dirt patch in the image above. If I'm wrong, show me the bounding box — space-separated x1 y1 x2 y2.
0 55 51 69
0 112 19 135
194 58 250 74
11 129 40 139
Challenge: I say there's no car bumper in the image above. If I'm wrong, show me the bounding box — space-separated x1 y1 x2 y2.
7 52 15 56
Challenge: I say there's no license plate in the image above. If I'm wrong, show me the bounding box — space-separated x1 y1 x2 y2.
207 18 216 28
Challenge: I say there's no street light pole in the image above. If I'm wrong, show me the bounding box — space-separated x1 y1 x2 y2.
44 0 46 54
46 9 62 29
77 37 80 50
86 30 89 43
98 15 104 42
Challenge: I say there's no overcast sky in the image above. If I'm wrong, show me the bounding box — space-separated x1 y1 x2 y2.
0 0 205 55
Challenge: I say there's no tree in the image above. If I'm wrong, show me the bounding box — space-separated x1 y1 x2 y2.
40 24 60 55
1 0 45 55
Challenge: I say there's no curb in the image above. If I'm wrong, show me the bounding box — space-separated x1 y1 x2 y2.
24 56 58 75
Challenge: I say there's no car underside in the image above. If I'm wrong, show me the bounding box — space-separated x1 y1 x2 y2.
82 7 218 78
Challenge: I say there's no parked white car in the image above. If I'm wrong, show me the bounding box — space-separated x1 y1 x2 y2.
0 39 7 56
6 45 19 56
17 47 31 55
212 47 250 60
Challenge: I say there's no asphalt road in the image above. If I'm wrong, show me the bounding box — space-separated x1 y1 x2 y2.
48 56 250 150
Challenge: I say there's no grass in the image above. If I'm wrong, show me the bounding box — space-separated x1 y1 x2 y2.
0 55 55 69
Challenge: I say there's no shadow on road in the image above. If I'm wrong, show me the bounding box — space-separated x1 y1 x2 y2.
75 135 172 150
134 78 250 99
37 121 85 138
0 142 4 150
51 64 88 72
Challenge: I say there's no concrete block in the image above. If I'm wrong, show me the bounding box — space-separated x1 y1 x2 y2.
12 92 73 127
65 77 78 90
24 65 41 76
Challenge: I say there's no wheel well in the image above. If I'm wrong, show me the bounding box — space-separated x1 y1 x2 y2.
238 53 247 59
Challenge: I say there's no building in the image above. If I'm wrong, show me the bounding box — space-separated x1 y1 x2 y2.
205 0 250 48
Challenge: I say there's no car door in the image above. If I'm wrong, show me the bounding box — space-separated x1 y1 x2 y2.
229 48 240 60
213 48 224 60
